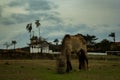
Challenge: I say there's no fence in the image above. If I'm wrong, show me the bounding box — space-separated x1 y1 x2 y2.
0 51 59 59
106 51 120 56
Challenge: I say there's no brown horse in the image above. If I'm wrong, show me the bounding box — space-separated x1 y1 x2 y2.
59 34 88 73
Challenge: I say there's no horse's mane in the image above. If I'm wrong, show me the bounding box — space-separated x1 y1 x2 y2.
61 34 86 50
75 34 86 44
62 34 86 44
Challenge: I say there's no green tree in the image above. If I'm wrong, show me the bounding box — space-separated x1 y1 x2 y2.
54 38 59 45
35 20 41 53
83 34 98 45
26 23 32 39
3 42 11 49
12 40 17 50
35 20 41 40
99 39 111 52
109 32 115 42
110 43 120 51
53 39 59 52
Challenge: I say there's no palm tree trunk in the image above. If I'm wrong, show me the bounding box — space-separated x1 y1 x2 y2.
30 31 32 40
14 44 15 50
38 27 41 54
113 36 115 43
13 44 15 53
38 26 40 40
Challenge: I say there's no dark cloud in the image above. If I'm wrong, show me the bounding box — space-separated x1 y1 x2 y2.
29 0 57 11
0 12 62 25
11 13 38 23
42 23 95 38
27 0 57 11
8 1 25 7
0 0 61 25
0 17 15 25
63 24 94 34
42 24 63 33
8 0 58 11
42 13 62 24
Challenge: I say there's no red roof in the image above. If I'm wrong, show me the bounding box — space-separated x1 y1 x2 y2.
115 42 120 45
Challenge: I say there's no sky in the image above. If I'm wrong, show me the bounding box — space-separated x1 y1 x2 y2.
0 0 120 49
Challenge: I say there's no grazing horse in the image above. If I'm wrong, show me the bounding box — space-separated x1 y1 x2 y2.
58 34 88 73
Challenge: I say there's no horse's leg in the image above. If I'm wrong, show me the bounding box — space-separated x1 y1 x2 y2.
78 49 88 70
78 54 82 70
85 55 88 70
66 54 69 72
79 58 85 70
77 50 81 70
68 56 72 71
66 54 72 72
78 49 85 70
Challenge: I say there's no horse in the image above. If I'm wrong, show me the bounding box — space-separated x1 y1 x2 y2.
58 34 88 73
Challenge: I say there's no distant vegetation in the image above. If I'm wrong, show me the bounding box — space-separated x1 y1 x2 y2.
51 33 120 53
0 33 120 60
1 19 119 53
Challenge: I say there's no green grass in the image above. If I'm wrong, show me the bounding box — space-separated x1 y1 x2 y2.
0 56 120 80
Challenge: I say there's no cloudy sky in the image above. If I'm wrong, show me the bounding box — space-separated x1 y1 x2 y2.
0 0 120 49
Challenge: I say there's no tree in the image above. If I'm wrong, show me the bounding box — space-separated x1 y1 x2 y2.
12 40 17 50
35 20 42 53
109 32 115 42
110 43 120 51
53 39 59 52
26 23 32 39
3 42 12 49
35 20 41 40
99 39 111 52
54 38 59 45
83 34 98 45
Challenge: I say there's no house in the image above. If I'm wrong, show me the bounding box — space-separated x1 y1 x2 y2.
115 42 120 46
29 36 51 53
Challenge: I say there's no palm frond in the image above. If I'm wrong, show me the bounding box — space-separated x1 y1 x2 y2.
35 20 40 27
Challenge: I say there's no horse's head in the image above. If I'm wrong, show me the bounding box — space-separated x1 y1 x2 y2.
56 54 66 74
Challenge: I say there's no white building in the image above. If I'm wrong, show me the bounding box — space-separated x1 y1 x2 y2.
29 36 51 53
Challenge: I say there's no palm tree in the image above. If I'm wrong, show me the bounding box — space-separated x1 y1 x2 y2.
26 23 32 39
109 32 115 42
35 20 41 53
12 40 17 50
3 42 11 49
35 20 41 40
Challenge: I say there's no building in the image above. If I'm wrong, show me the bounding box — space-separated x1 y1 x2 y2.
29 36 51 53
115 42 120 46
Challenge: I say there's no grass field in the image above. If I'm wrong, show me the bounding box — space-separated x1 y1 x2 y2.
0 55 120 80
